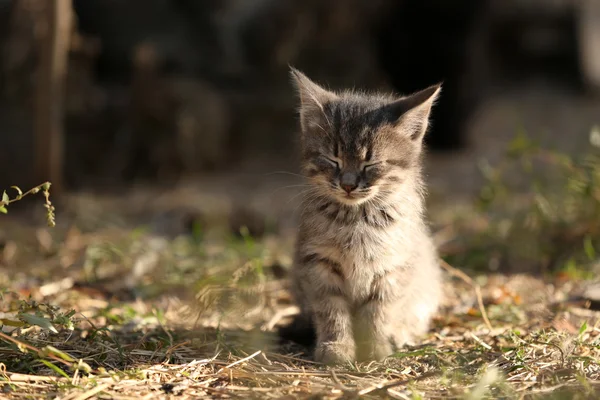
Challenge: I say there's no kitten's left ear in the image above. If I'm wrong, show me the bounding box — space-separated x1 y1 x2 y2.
289 66 338 132
386 83 442 141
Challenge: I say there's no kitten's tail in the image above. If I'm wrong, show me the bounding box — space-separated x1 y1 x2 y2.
277 313 316 347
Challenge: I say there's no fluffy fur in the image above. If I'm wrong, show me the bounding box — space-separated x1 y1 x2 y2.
283 67 443 364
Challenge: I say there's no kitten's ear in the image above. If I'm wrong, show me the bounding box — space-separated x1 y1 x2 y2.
386 84 442 142
289 67 337 131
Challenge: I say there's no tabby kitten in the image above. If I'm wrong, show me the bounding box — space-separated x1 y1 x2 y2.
286 68 443 364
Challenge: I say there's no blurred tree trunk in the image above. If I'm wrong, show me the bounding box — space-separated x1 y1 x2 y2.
34 0 72 197
578 0 600 93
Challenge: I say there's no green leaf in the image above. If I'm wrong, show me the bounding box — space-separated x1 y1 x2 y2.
0 319 26 328
39 359 70 379
19 313 59 333
42 345 75 362
0 206 7 214
583 236 596 261
2 191 8 204
579 320 588 336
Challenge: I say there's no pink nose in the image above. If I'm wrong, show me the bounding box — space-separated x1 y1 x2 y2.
342 183 357 194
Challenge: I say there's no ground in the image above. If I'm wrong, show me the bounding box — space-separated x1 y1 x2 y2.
1 86 600 399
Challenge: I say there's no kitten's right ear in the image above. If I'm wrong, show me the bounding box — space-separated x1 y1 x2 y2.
386 83 442 142
289 67 337 131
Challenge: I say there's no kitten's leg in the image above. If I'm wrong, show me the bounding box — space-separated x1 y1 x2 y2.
297 260 355 364
354 300 397 361
354 272 406 361
355 265 440 361
312 294 355 364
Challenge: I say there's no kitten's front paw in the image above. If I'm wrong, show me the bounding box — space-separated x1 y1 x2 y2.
357 341 393 362
315 341 355 365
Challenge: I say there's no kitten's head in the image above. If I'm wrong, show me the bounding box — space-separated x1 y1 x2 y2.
290 67 441 206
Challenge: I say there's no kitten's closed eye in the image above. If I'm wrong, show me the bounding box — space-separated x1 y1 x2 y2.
322 156 341 169
361 162 382 173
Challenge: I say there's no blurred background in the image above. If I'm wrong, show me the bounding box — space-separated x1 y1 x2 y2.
1 1 600 376
0 0 599 234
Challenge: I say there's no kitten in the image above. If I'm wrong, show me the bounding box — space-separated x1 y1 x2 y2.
283 67 443 364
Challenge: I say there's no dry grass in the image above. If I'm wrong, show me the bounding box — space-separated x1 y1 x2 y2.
1 208 598 400
2 139 600 399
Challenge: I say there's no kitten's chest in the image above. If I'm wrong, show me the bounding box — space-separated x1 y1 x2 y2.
331 225 408 295
327 220 407 263
301 206 415 299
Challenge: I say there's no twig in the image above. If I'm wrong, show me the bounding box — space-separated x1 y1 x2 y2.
468 332 492 350
330 369 351 392
440 259 493 331
6 373 60 382
357 371 439 396
2 183 47 205
0 182 55 226
70 383 111 400
0 331 72 369
261 306 299 331
0 331 96 375
219 350 261 371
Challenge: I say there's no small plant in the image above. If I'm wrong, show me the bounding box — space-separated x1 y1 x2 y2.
0 181 55 227
446 128 600 275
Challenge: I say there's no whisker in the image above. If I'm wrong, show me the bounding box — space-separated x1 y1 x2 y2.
267 184 314 198
264 171 306 179
286 188 314 203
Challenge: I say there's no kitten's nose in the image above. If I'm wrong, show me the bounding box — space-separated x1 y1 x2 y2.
340 172 358 194
342 183 358 194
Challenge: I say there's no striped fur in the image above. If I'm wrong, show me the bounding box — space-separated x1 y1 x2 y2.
286 68 443 364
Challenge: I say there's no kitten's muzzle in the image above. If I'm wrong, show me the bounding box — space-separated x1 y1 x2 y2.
340 172 359 194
